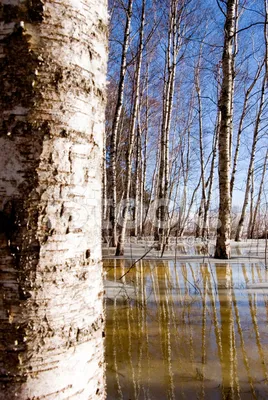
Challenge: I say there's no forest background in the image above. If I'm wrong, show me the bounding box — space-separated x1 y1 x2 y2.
104 0 268 256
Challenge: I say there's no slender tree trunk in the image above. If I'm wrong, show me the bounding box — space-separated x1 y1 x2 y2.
0 1 107 399
235 1 268 241
202 116 219 238
141 64 149 234
235 74 267 241
134 110 142 237
110 0 133 247
247 171 255 239
230 61 263 202
139 132 144 235
178 144 189 234
156 33 172 243
162 156 182 254
195 45 206 238
178 91 195 235
116 0 145 256
229 0 238 161
179 176 202 237
215 0 237 259
249 150 268 238
156 0 180 250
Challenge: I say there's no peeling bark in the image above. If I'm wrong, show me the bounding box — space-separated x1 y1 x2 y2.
0 0 107 398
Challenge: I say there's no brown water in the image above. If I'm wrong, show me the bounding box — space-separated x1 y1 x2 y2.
104 259 268 399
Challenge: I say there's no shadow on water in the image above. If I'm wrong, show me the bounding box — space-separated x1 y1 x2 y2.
104 258 268 400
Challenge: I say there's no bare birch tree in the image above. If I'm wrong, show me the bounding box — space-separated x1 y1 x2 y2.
110 0 133 247
195 43 207 238
155 0 184 250
215 0 237 259
235 71 267 241
230 61 264 203
202 117 220 238
235 0 268 241
116 0 145 256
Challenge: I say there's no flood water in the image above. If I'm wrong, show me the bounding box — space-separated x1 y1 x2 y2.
104 259 268 399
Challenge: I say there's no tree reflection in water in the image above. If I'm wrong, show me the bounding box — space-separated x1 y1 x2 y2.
104 259 268 399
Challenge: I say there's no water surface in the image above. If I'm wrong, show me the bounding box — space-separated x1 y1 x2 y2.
104 259 268 399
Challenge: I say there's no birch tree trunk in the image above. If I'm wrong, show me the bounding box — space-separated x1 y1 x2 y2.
110 0 133 247
202 117 219 238
214 0 237 259
0 1 107 399
247 171 255 239
115 0 145 256
177 93 195 236
235 71 266 241
156 0 180 250
195 45 206 238
230 61 263 203
141 64 149 234
235 1 268 241
249 150 268 239
134 114 142 237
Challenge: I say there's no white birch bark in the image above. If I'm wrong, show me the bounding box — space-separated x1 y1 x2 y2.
134 113 142 237
141 64 149 234
215 0 237 259
0 0 107 398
